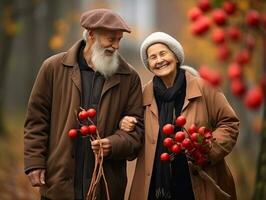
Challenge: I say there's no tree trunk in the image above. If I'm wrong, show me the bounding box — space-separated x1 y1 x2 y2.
0 1 16 134
252 37 266 200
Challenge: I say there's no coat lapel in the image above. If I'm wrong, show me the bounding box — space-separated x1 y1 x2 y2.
101 74 120 97
182 72 202 111
70 65 82 93
143 80 158 119
62 40 83 93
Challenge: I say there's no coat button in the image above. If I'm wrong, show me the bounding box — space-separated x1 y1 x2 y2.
147 172 151 176
151 140 156 144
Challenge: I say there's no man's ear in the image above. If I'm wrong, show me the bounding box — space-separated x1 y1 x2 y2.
88 30 95 40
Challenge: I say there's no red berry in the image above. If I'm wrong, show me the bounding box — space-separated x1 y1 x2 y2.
190 16 211 36
246 10 260 26
204 131 212 139
199 66 222 86
188 7 203 22
175 131 186 143
182 138 193 150
244 87 264 110
171 144 182 154
88 125 97 134
197 0 211 12
162 124 175 135
160 153 170 162
78 110 89 120
222 1 237 15
163 137 174 148
86 108 96 118
208 71 222 87
190 132 199 142
175 116 186 127
188 124 198 134
230 79 246 97
80 125 90 136
217 45 231 61
228 63 242 80
68 129 78 138
198 126 206 135
211 28 225 44
245 34 255 50
212 9 227 26
235 49 251 65
227 26 241 41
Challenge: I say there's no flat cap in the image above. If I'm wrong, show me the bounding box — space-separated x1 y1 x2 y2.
80 9 131 33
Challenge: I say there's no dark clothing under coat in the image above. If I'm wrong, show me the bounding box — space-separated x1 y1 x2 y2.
24 40 144 200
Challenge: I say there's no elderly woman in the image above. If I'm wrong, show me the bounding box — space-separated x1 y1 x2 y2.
121 32 239 200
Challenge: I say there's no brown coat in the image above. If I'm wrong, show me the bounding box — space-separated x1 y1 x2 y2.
24 40 144 200
129 72 239 200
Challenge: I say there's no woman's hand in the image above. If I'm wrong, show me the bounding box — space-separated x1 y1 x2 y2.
119 116 137 132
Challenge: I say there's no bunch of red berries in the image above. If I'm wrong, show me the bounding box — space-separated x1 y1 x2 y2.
160 116 214 167
68 108 97 138
68 108 111 199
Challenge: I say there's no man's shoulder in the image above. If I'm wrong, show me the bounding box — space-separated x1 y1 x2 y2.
43 52 67 66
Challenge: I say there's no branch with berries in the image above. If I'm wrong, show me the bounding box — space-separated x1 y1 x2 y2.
160 115 231 199
68 108 110 200
160 116 214 167
188 0 265 110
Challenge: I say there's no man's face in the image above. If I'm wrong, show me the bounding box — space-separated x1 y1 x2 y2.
147 43 178 78
88 30 122 78
94 30 123 56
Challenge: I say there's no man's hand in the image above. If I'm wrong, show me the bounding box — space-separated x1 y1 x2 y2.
91 138 112 156
119 116 137 132
27 169 45 187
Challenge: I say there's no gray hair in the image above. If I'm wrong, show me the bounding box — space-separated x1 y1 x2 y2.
83 29 88 41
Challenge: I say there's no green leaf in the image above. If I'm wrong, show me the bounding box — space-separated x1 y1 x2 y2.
197 135 204 144
212 0 224 7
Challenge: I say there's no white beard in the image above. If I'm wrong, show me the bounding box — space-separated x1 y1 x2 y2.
91 40 119 78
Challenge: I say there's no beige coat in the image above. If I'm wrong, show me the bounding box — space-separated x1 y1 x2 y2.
129 71 239 200
24 40 144 200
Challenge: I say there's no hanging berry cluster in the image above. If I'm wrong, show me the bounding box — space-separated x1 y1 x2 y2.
188 0 265 110
160 115 215 168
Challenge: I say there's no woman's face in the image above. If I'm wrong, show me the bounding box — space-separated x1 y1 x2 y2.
147 43 178 80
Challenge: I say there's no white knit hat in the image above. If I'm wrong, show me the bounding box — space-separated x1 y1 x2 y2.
140 32 185 70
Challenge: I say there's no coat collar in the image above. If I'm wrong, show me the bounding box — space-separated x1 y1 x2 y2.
143 71 202 112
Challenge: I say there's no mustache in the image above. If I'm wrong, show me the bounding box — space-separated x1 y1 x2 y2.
104 47 116 53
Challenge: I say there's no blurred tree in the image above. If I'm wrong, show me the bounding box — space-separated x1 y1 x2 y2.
187 0 266 199
0 0 17 134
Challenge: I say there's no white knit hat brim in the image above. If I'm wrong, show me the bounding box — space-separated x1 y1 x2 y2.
140 32 185 70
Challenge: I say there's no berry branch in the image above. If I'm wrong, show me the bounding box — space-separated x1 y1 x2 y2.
68 108 110 200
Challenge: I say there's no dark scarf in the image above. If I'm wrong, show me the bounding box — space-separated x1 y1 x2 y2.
148 68 188 200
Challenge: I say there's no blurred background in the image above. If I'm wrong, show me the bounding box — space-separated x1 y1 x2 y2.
0 0 265 199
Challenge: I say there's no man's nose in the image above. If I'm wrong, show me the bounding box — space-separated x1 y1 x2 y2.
112 41 120 50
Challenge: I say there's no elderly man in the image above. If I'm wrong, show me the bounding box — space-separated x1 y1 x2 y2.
24 9 144 200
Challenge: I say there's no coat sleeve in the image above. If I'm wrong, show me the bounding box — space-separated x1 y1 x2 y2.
204 85 240 165
24 60 53 173
107 72 144 161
